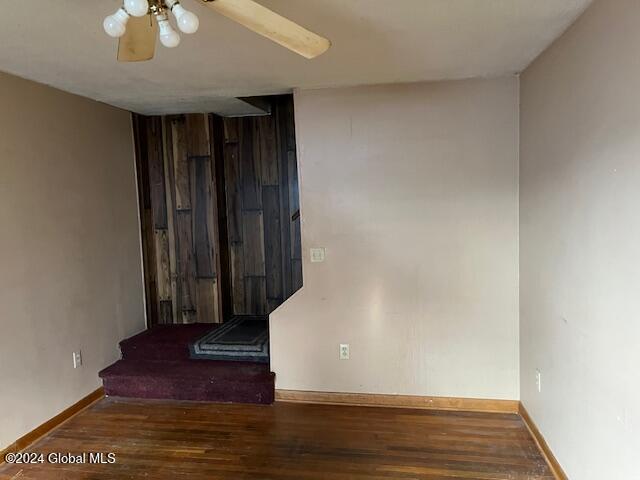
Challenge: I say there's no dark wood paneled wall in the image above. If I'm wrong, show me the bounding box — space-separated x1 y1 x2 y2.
134 95 302 325
134 113 223 325
220 96 303 316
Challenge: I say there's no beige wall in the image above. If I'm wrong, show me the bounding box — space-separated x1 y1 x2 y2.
520 0 640 477
0 72 145 449
271 77 520 400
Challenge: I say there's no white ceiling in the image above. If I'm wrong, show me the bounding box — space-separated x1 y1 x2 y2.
0 0 592 115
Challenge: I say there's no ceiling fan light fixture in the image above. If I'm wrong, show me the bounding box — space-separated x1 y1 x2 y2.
103 8 130 38
124 0 150 17
106 0 331 62
156 13 181 48
165 0 200 34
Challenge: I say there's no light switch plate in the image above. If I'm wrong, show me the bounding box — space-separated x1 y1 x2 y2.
310 247 326 263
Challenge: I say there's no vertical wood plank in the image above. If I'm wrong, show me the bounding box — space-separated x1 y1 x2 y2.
176 211 196 320
242 210 266 277
245 276 267 315
147 117 167 229
283 95 296 150
291 212 302 263
290 225 303 295
230 243 246 314
224 143 243 244
133 115 152 210
288 147 303 292
263 186 283 302
142 201 159 325
257 115 279 186
276 100 293 298
292 258 303 293
196 278 219 323
223 118 239 144
154 229 171 301
159 301 173 325
133 115 158 325
211 115 229 322
162 117 179 323
285 95 303 292
186 113 211 156
288 150 300 217
171 117 191 211
239 118 262 210
192 155 216 279
182 310 197 324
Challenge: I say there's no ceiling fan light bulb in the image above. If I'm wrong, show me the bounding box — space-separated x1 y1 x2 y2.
160 29 181 48
124 0 150 17
157 17 181 48
103 8 129 38
172 5 199 34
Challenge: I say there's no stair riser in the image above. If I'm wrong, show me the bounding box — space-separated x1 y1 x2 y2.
120 345 190 362
103 377 274 404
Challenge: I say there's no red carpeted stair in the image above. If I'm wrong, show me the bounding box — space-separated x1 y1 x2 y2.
99 324 275 404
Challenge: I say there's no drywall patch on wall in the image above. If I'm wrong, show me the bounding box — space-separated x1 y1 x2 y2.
520 0 640 478
0 72 145 449
270 77 520 400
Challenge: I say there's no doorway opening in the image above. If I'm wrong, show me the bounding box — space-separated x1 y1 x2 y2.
133 94 303 328
98 95 302 404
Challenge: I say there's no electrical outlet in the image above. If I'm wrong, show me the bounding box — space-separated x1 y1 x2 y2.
310 248 326 263
339 343 350 360
535 369 541 393
73 351 83 369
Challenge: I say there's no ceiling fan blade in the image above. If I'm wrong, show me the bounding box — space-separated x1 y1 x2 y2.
118 15 157 62
202 0 330 59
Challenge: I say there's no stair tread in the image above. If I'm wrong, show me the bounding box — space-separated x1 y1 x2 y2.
99 359 273 382
120 323 216 349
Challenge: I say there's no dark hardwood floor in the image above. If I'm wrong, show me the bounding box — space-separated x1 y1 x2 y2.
0 398 553 479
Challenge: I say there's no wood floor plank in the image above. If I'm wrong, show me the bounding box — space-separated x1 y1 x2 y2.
0 398 553 479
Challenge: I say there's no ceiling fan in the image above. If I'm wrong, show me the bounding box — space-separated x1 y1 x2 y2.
103 0 331 62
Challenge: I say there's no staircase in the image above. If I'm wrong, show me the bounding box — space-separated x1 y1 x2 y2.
99 323 275 404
